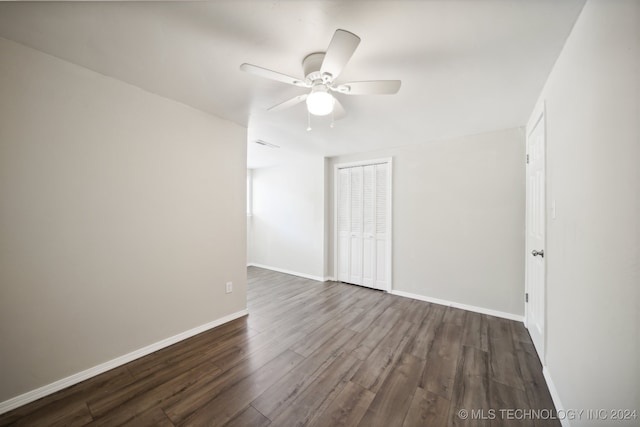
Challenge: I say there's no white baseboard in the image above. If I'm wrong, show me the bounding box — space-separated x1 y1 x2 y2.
543 366 570 427
0 309 248 415
247 263 328 282
389 290 524 322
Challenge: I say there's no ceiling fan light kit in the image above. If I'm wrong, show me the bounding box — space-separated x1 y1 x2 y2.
241 29 401 125
306 85 334 116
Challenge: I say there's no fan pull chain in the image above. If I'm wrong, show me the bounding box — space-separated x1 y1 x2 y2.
330 108 335 128
306 111 312 131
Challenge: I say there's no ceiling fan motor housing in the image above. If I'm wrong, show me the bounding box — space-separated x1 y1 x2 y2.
303 52 330 84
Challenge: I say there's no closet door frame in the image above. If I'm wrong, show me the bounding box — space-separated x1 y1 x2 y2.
333 158 393 292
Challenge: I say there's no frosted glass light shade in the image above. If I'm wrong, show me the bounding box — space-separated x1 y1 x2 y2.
306 86 334 116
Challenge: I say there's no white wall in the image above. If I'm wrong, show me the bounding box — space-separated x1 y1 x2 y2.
248 153 325 280
533 1 640 422
247 168 253 262
0 37 247 403
329 128 525 318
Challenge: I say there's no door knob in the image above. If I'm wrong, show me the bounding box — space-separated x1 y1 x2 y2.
531 249 544 258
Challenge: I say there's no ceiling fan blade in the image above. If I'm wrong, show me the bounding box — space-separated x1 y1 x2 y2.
240 63 309 87
333 80 401 95
267 94 308 112
320 29 361 81
332 98 347 120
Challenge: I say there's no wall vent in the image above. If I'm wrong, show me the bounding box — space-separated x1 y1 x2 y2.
254 139 280 148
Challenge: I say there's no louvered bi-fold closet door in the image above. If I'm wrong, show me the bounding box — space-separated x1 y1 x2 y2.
349 167 364 284
336 161 389 291
374 163 389 290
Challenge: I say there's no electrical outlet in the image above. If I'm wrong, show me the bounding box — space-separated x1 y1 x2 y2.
225 282 233 294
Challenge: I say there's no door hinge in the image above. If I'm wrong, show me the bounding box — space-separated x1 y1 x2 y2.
526 154 529 164
525 293 529 303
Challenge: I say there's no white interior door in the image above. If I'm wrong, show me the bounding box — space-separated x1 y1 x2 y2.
374 163 389 290
336 159 391 291
362 165 375 287
526 107 546 362
349 167 364 284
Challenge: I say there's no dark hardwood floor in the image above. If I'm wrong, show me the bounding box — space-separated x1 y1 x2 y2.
0 267 558 426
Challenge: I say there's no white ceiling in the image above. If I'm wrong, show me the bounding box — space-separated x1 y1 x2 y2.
0 1 585 168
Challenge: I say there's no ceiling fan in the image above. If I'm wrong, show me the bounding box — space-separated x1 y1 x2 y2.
240 29 401 121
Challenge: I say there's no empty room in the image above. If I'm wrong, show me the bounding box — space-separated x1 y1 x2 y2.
0 1 638 426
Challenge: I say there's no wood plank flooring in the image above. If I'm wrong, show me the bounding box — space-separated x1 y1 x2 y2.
0 267 559 426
